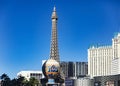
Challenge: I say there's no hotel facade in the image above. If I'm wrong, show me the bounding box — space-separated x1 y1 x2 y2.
88 33 120 78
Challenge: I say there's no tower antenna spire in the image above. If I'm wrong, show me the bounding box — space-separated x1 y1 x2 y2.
53 5 56 11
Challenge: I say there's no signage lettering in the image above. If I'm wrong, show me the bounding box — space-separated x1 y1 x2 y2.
48 65 58 72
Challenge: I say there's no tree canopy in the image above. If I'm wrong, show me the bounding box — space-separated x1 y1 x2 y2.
0 73 41 86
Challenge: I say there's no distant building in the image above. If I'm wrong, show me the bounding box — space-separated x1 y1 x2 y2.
60 61 88 78
68 62 75 77
75 62 88 77
17 71 42 82
88 33 120 78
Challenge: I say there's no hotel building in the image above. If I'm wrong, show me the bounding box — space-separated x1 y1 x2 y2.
88 33 120 78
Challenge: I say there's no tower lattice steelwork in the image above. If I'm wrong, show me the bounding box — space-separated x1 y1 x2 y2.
50 6 60 62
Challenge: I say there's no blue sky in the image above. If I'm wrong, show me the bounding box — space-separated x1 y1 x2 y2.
0 0 120 78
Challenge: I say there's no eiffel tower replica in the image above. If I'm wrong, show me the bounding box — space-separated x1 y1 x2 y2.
41 6 65 86
50 6 59 62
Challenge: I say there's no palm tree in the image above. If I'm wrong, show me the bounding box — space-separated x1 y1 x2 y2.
17 76 25 86
11 78 17 86
29 77 40 86
0 73 11 86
